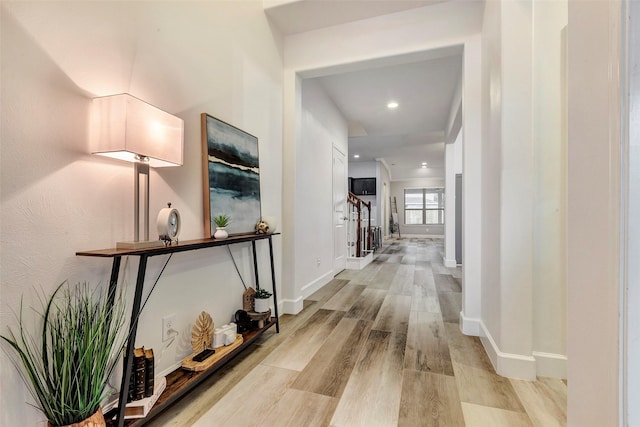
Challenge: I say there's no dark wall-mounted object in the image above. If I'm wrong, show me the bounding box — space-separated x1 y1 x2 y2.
351 177 376 196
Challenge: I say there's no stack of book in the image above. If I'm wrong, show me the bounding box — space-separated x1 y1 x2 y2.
128 348 155 402
123 347 164 419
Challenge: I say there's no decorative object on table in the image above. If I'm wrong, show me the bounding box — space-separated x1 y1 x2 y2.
144 349 155 398
122 376 166 420
255 220 269 234
90 93 184 249
190 311 215 362
213 214 231 240
253 288 272 313
262 216 277 233
213 323 238 348
182 323 243 373
0 281 126 427
242 287 256 312
234 309 253 333
201 113 261 237
247 309 271 329
157 203 181 246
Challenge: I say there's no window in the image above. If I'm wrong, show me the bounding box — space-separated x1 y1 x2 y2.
404 188 444 225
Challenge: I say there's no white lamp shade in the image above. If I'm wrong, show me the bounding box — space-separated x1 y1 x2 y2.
91 94 184 167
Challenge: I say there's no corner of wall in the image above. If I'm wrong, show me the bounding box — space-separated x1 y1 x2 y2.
479 320 537 381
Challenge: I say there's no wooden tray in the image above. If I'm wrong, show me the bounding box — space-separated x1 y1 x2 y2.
181 334 243 372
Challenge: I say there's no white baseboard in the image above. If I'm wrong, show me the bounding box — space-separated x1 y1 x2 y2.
280 296 303 315
301 270 334 299
346 253 373 270
533 351 567 379
443 258 457 268
460 312 481 336
479 320 537 380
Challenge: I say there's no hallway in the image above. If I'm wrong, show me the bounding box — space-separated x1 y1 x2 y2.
149 239 566 426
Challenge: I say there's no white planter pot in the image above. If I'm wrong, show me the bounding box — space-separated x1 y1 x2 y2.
214 227 228 239
254 297 270 313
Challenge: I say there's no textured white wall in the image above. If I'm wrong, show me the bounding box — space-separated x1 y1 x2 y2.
0 2 283 426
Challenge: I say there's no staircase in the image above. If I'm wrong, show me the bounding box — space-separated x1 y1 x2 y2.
346 192 380 269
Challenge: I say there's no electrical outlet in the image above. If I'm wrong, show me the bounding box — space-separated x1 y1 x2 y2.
316 257 321 267
426 227 429 233
162 314 176 342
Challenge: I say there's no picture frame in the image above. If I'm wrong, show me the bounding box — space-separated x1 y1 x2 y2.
201 113 261 237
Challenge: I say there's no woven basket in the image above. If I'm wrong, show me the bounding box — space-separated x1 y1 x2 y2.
48 409 105 427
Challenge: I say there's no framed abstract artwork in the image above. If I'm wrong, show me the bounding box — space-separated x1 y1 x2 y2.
201 113 261 237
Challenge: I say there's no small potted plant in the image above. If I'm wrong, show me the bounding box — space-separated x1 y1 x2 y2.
1 281 126 427
213 214 231 239
253 288 272 313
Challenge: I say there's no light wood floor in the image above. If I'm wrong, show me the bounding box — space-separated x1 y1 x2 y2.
148 238 566 427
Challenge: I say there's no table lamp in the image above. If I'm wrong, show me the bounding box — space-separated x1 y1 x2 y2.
90 94 184 249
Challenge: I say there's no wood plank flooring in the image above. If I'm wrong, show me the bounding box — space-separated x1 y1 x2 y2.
147 238 566 427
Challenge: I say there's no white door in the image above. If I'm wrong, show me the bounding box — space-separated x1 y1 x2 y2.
333 145 347 275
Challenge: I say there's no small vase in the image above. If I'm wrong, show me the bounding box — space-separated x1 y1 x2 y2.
254 297 270 313
214 227 228 239
48 408 105 427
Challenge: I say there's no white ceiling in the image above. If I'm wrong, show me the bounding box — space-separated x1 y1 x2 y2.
266 0 464 181
263 0 445 36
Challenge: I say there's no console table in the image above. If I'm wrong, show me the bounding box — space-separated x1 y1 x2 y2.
76 233 280 427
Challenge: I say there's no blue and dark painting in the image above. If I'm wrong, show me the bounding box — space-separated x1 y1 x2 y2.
205 116 261 235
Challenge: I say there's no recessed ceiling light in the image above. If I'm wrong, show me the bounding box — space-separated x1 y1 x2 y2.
421 162 427 166
421 164 427 169
387 101 399 109
354 154 360 158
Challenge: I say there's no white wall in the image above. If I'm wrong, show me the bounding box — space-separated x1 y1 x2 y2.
390 178 446 237
460 33 484 338
377 160 392 236
567 0 622 424
291 78 348 310
0 2 283 426
477 0 570 380
626 1 640 424
531 0 568 378
444 130 461 267
480 0 503 369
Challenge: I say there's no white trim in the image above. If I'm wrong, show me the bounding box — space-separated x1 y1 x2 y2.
301 270 334 298
479 320 537 380
399 234 444 239
280 296 304 315
532 351 567 379
346 253 373 270
460 312 481 336
444 258 457 268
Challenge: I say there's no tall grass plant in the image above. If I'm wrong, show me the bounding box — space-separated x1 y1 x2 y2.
1 281 126 426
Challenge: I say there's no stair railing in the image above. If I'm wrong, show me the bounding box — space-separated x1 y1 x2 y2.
347 192 372 258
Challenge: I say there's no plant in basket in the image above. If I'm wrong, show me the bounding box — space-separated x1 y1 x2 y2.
1 281 126 427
